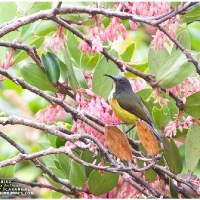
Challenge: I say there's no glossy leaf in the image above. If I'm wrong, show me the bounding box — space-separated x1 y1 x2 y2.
20 63 57 92
163 138 183 174
185 122 200 173
92 50 120 99
39 142 57 167
171 30 191 54
184 91 200 118
136 120 159 156
69 159 86 187
88 168 119 195
155 50 196 89
148 47 169 75
169 177 178 198
41 51 60 86
104 125 132 161
121 42 135 62
152 106 170 129
0 165 14 178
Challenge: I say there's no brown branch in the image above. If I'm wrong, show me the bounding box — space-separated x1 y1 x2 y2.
0 40 44 70
0 131 81 194
1 178 73 196
0 115 167 198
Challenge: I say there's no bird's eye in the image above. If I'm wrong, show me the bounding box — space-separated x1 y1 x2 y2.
120 80 125 84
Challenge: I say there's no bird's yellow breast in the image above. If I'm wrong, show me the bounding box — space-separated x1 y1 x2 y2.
110 98 138 125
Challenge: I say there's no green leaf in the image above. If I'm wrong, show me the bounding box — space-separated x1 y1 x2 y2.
152 106 170 129
0 165 14 178
69 159 86 187
44 174 62 188
19 21 41 42
57 153 71 178
16 2 52 16
169 177 178 198
0 2 19 42
155 50 196 89
144 168 157 183
62 44 80 91
73 67 89 89
88 168 119 195
51 191 63 199
184 91 200 118
163 137 183 174
171 30 191 54
185 122 200 173
20 63 57 92
148 47 169 75
48 134 57 148
136 88 152 100
41 51 60 86
92 50 120 99
173 128 188 143
15 37 45 64
181 4 200 24
67 31 82 66
34 20 57 36
39 142 57 167
81 53 100 71
48 166 66 179
121 42 135 62
56 137 65 148
80 151 95 177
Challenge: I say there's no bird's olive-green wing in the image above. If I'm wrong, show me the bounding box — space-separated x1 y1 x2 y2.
116 92 153 125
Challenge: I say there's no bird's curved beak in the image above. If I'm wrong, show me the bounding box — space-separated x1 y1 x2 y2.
103 74 116 81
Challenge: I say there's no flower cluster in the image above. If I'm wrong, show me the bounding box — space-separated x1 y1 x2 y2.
151 15 180 50
78 2 179 55
51 25 68 54
164 115 192 138
35 94 65 124
166 77 200 104
78 15 127 56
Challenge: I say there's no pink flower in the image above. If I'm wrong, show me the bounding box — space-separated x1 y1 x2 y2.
35 94 65 124
51 25 68 54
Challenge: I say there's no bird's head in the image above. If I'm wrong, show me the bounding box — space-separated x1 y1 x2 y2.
103 74 133 93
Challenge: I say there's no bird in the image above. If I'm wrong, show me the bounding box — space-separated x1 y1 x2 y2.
103 74 168 149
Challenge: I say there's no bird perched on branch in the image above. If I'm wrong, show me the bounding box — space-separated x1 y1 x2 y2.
104 74 168 149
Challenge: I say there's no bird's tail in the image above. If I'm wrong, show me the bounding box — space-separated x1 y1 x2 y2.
147 124 169 150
